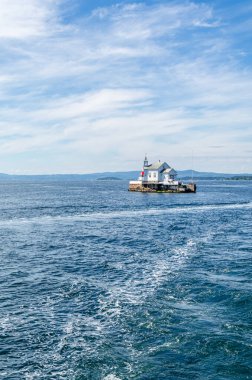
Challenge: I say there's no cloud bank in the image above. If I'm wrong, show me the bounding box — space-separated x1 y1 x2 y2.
0 0 251 173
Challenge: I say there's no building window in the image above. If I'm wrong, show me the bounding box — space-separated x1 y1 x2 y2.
153 172 156 177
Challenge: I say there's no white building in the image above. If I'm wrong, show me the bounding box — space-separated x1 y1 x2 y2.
138 155 179 185
129 156 196 192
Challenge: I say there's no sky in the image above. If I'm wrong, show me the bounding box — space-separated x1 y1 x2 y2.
0 0 251 174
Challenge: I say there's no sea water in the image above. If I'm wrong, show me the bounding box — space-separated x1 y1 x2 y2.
0 179 251 380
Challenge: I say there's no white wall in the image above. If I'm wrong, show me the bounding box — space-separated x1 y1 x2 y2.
147 170 158 182
144 163 172 182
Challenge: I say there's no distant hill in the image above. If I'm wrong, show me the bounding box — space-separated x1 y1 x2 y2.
0 170 251 181
0 171 141 181
0 172 139 181
176 170 251 179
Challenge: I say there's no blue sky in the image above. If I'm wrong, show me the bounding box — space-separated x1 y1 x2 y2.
0 0 251 174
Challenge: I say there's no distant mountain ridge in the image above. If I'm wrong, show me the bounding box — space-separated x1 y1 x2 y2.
0 170 251 181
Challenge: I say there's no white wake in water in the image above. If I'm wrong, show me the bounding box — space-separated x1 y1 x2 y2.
0 202 251 226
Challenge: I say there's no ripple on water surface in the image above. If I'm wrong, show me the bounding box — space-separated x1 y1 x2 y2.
0 180 251 379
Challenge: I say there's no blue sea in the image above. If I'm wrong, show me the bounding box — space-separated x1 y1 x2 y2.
0 179 251 380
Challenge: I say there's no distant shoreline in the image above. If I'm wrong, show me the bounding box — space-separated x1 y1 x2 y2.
0 171 251 181
96 177 122 181
225 176 252 181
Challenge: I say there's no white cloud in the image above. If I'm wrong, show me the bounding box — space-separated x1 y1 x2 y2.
30 89 153 122
0 1 251 173
0 0 61 39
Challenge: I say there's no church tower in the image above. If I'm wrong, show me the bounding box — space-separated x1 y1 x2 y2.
143 154 148 168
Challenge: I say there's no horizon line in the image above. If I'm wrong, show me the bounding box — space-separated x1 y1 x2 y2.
0 170 251 176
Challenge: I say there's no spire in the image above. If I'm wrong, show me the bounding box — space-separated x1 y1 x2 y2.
144 154 148 167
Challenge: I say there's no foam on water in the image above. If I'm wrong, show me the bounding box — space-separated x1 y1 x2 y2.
1 180 251 379
0 201 251 226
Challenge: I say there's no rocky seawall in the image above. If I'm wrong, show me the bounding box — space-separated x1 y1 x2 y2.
129 182 196 193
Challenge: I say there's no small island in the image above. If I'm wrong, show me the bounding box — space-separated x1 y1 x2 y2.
129 156 196 193
226 176 252 181
96 177 122 181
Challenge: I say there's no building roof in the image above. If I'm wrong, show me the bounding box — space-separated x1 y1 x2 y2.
162 167 177 174
144 161 167 170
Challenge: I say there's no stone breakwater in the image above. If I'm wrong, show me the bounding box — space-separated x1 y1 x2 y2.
128 182 196 193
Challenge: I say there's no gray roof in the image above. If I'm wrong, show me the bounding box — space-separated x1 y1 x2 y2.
162 168 177 174
144 161 167 170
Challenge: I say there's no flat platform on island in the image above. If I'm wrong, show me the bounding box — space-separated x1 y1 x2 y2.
128 182 196 193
